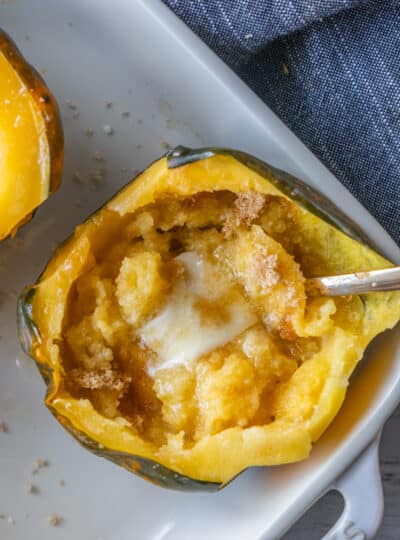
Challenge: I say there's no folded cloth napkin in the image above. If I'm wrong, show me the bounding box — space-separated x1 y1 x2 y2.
163 0 400 246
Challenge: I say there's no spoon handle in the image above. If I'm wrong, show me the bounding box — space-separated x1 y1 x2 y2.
306 267 400 296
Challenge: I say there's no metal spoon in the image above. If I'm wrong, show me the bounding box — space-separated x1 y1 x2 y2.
169 148 399 299
306 266 400 296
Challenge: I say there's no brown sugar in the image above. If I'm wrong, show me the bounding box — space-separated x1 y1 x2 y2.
70 368 131 393
223 191 265 237
48 513 62 527
31 458 48 475
250 245 280 292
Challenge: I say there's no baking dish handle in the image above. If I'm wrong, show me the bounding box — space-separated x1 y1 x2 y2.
322 435 383 540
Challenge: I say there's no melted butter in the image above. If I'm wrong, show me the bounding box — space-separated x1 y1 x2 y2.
139 252 257 375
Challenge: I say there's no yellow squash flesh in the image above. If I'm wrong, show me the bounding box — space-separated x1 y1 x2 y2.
24 153 400 486
0 31 63 240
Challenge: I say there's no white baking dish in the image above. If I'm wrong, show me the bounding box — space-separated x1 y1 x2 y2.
0 1 399 539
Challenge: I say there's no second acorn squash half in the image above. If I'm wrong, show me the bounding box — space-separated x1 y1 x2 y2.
18 147 400 490
0 30 63 240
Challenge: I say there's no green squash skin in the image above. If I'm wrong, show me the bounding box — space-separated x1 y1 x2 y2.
17 146 379 491
53 407 221 492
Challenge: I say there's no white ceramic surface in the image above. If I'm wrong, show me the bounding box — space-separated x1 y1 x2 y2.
0 1 399 539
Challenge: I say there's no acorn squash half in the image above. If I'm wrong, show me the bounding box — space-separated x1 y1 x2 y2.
18 147 400 491
0 30 63 240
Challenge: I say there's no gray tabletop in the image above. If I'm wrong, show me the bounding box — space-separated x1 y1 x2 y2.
282 405 400 539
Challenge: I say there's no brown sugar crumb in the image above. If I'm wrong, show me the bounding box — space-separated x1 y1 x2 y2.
58 479 65 487
250 245 280 292
32 458 48 475
223 191 265 238
279 316 297 341
70 368 131 393
25 483 38 494
235 191 266 222
48 513 62 527
0 420 7 432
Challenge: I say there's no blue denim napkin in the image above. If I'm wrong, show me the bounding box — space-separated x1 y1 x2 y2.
163 0 400 246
